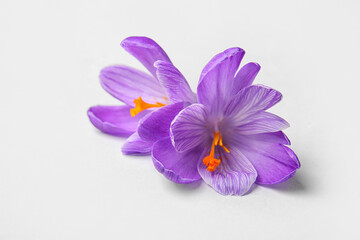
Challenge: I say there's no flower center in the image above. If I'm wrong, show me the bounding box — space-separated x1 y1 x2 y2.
202 132 230 172
130 97 166 117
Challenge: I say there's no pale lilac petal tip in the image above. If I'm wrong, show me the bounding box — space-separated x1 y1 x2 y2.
152 137 202 184
234 112 290 135
121 36 171 78
197 148 257 196
236 139 300 185
245 131 291 145
224 84 283 123
122 131 153 155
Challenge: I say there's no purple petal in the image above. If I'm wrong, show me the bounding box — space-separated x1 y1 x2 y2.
197 48 245 114
121 36 172 78
100 65 166 106
152 137 202 184
231 62 261 95
235 139 300 184
244 131 291 145
197 148 257 196
233 112 290 135
155 60 196 104
224 85 283 123
199 48 245 82
170 104 210 152
138 102 185 142
122 131 153 155
87 105 149 136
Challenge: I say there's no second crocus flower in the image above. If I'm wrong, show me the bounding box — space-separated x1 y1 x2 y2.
87 36 196 155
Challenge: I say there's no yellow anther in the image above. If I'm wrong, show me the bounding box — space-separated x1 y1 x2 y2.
130 97 166 117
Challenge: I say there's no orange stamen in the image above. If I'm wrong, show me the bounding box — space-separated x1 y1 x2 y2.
130 97 166 117
202 132 230 172
219 135 230 153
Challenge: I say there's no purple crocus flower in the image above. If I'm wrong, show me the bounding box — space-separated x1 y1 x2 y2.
88 37 196 155
151 48 300 196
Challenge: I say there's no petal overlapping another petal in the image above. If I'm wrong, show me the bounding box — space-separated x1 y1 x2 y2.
170 104 210 152
155 60 196 104
122 131 153 155
152 137 202 184
100 65 166 106
233 136 300 184
197 147 257 196
137 102 185 142
87 105 148 136
243 131 291 145
197 48 245 115
231 62 261 95
232 112 290 135
121 36 172 78
224 85 283 122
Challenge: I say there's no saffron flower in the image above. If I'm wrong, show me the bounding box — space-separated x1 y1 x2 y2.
152 48 300 195
87 37 196 155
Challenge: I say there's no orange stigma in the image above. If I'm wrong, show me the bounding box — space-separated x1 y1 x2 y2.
202 132 230 172
130 97 166 117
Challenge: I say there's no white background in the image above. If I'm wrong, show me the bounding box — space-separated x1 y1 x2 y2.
1 0 359 239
